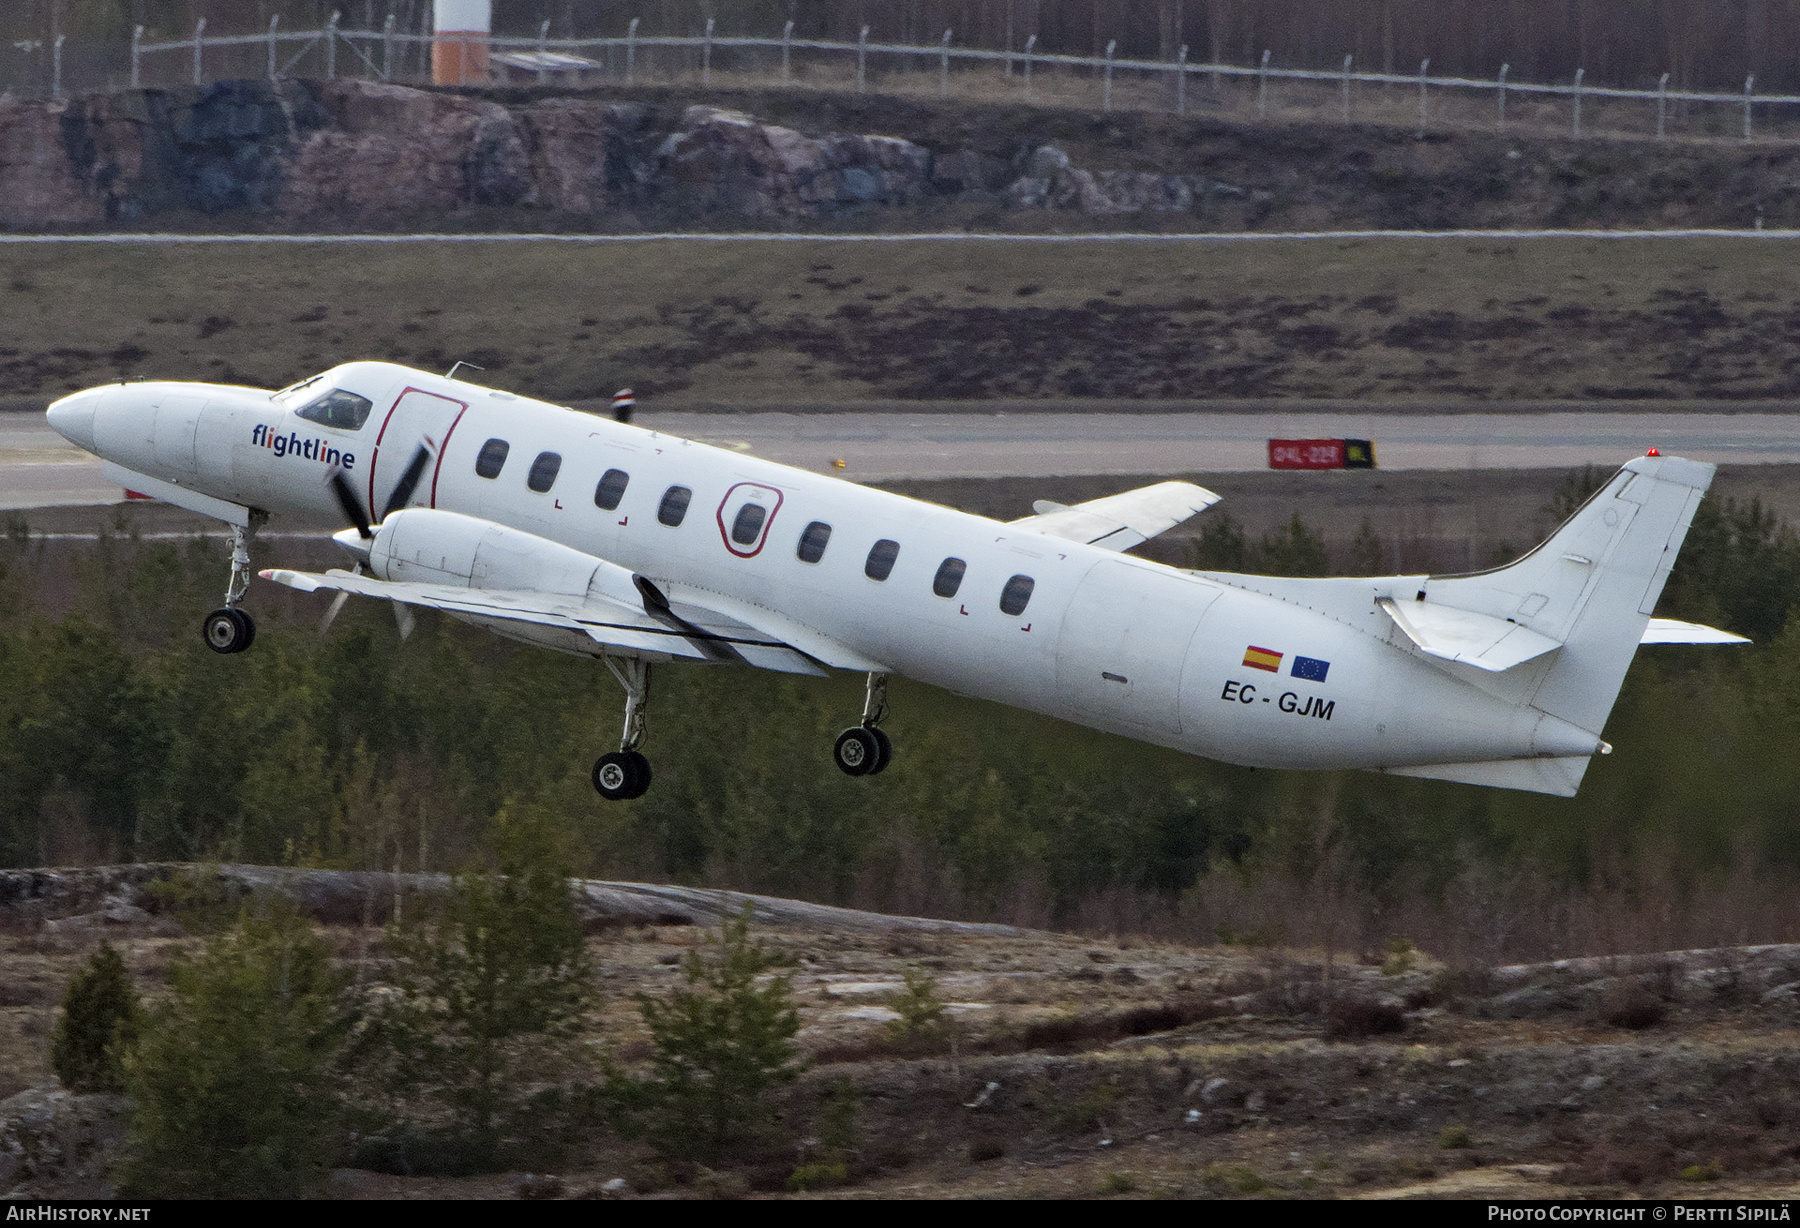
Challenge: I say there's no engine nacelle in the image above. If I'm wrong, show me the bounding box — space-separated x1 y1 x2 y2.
366 508 643 606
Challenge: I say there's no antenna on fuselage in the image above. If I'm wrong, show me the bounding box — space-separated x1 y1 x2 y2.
611 388 636 424
445 360 485 382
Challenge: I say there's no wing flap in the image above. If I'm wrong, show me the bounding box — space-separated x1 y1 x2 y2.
1377 596 1564 672
1009 481 1220 552
1640 617 1751 644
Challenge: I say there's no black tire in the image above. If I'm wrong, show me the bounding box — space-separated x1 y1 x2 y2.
201 607 253 655
833 726 880 777
866 726 893 775
593 750 653 801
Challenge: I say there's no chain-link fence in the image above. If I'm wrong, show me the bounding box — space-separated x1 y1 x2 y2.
5 18 1798 146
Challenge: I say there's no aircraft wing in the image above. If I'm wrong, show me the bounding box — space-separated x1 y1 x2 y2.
260 566 828 675
1640 617 1750 644
1008 481 1220 552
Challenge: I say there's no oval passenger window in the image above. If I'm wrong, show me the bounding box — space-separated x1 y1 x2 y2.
933 557 966 598
594 468 630 510
527 451 561 493
731 502 768 545
865 539 900 581
658 485 692 526
1000 574 1035 616
475 438 510 479
797 521 831 563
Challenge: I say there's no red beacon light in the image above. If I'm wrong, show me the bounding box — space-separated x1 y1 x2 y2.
1646 447 1661 456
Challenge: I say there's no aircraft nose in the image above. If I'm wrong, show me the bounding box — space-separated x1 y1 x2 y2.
46 389 100 452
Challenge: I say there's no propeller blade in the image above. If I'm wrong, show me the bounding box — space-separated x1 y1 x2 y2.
381 444 433 522
319 590 350 637
392 600 416 641
329 469 372 539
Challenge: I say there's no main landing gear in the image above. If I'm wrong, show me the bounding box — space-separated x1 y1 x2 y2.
201 516 265 655
833 672 894 777
593 657 653 801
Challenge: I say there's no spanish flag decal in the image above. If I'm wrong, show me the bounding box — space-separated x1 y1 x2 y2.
1243 645 1283 672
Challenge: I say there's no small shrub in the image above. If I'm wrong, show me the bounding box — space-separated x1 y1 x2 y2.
140 865 240 934
1438 1124 1472 1150
968 1134 1006 1163
1381 936 1418 976
1325 996 1406 1039
51 942 141 1093
1051 1082 1119 1135
884 966 948 1045
815 1078 861 1165
119 900 348 1199
1681 1157 1725 1183
1098 1170 1137 1194
1204 1161 1267 1195
615 904 805 1162
786 1161 848 1192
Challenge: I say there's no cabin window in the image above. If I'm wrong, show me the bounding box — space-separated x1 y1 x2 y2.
294 388 373 431
474 438 510 479
933 557 967 598
1000 574 1036 616
658 485 692 526
527 451 562 493
731 502 768 546
797 521 831 563
865 539 900 581
594 468 630 510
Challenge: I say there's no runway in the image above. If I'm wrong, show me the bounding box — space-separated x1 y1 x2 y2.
6 408 1800 510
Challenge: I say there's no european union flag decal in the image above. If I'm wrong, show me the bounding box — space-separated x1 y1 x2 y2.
1291 655 1331 682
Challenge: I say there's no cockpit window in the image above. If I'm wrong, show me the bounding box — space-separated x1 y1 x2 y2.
293 388 373 430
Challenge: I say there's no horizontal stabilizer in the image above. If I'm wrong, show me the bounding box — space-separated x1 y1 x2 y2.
1377 596 1563 673
1010 481 1220 552
1640 617 1750 645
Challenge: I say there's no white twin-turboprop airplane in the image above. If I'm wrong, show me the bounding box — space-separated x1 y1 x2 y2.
45 362 1745 800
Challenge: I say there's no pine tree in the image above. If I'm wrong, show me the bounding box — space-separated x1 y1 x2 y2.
50 941 140 1093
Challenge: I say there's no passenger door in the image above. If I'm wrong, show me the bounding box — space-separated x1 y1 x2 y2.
366 387 469 519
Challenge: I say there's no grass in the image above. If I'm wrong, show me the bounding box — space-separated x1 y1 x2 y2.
8 236 1800 409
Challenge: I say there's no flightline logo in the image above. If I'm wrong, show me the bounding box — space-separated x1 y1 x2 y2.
251 423 356 469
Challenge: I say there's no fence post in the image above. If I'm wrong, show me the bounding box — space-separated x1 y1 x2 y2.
1497 62 1508 131
1341 53 1352 122
267 16 279 80
857 25 867 92
193 17 206 86
1005 9 1013 76
1657 71 1668 139
1417 58 1429 134
1744 74 1755 141
1572 67 1583 137
703 17 713 85
327 12 340 81
52 34 63 98
1257 48 1269 117
1023 33 1035 100
131 24 142 88
781 19 792 82
1103 39 1114 110
941 29 952 98
1178 45 1188 116
626 17 638 85
388 15 401 82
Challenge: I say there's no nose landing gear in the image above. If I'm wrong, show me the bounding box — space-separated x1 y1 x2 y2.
593 657 654 801
833 671 893 777
201 517 265 655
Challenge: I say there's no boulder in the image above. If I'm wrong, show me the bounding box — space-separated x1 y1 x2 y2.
0 95 102 228
0 1087 131 1197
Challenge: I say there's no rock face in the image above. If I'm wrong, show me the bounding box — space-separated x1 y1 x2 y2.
0 80 1234 228
0 1087 131 1197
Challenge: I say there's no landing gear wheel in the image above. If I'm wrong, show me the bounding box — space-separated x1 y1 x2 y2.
834 726 882 777
593 750 651 801
866 726 893 775
202 607 255 655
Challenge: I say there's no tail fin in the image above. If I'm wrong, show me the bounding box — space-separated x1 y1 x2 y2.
1394 454 1713 793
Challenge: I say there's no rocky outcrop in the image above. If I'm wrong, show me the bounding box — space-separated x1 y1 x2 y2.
0 80 1237 228
0 1087 131 1198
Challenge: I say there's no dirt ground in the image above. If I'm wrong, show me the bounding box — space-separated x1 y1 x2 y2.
7 235 1800 411
6 889 1800 1201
